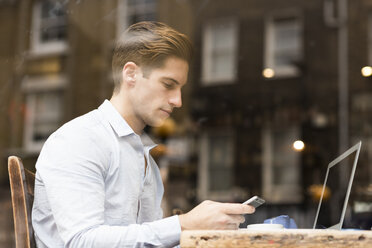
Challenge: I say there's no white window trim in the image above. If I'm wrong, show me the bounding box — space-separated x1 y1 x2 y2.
201 18 239 85
30 1 67 56
264 11 303 79
22 75 67 154
197 130 236 202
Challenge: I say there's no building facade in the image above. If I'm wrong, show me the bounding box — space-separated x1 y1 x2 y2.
0 0 193 177
0 0 371 234
190 0 372 228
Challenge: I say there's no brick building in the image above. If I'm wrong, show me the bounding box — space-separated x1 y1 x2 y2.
0 0 193 177
189 0 372 227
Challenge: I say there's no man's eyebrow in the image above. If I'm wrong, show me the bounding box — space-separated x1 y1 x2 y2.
161 77 180 85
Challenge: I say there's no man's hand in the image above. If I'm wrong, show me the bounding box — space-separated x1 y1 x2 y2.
178 200 255 230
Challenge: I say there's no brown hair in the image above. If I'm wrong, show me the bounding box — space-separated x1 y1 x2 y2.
112 21 193 93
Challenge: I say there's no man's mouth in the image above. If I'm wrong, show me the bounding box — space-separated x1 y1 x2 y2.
161 109 172 115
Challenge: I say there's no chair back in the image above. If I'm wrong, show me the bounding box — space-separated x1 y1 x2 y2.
8 156 36 248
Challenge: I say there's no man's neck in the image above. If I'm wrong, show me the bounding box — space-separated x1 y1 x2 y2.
109 96 145 135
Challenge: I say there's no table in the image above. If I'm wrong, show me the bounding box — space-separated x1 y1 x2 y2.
180 229 372 247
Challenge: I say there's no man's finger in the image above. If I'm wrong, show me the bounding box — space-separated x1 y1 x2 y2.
220 203 255 215
229 214 245 224
226 223 239 230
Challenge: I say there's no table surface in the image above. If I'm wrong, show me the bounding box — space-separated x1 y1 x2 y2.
180 229 372 248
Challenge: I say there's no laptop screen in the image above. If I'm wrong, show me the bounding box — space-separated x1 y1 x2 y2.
313 142 361 229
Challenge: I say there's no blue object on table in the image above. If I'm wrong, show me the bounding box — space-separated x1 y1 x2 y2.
264 215 298 229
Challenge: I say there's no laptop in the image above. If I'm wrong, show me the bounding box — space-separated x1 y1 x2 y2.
312 141 362 230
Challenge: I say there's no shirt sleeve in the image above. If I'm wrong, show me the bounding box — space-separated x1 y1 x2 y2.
35 128 181 248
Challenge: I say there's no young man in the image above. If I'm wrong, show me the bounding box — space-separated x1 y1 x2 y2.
32 21 255 247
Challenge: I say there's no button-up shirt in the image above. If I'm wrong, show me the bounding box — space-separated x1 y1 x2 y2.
32 100 181 247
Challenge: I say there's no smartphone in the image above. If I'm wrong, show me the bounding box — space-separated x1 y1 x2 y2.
242 196 265 208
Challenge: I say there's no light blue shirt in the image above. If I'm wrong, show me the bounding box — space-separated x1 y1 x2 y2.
32 100 181 247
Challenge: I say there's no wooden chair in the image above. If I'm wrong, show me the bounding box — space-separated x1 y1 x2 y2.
8 156 36 248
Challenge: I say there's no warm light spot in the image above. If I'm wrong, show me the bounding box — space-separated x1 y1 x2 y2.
361 66 372 77
262 68 275 78
293 140 305 151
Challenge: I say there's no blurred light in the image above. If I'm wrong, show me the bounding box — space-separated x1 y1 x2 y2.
293 140 305 151
262 68 275 78
361 66 372 77
152 117 176 138
311 112 328 128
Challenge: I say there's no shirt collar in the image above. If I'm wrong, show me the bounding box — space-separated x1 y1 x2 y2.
140 132 157 151
98 100 157 149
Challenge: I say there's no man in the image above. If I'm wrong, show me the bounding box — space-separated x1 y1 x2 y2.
32 21 255 247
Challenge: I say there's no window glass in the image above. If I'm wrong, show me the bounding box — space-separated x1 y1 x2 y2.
273 18 301 67
117 0 157 36
262 127 302 203
32 91 63 141
31 0 67 53
264 15 302 77
127 0 157 24
202 19 238 84
208 135 234 191
368 13 372 64
40 1 66 42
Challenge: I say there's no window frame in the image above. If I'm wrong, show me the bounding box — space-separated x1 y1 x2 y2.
368 12 372 65
201 18 239 85
22 75 67 153
197 129 236 201
30 0 68 55
261 125 303 204
264 10 303 79
116 0 157 39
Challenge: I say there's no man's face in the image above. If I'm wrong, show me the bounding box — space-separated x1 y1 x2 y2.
130 56 189 127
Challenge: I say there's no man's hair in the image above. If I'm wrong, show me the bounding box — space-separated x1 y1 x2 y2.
112 21 193 93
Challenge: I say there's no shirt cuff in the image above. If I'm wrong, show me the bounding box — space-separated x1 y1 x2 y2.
150 215 181 247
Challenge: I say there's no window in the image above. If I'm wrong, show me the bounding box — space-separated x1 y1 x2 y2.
198 131 235 201
262 126 302 203
368 13 372 65
22 76 66 153
264 14 303 78
117 0 157 38
201 18 238 85
31 0 67 54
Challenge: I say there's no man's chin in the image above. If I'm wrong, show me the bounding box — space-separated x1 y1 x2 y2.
147 118 166 128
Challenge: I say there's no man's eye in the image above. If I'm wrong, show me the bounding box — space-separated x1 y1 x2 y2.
163 83 173 89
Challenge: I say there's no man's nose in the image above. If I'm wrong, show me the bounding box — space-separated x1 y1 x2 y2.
169 89 182 108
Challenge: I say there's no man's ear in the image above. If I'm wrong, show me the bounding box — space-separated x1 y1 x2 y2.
122 62 137 86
